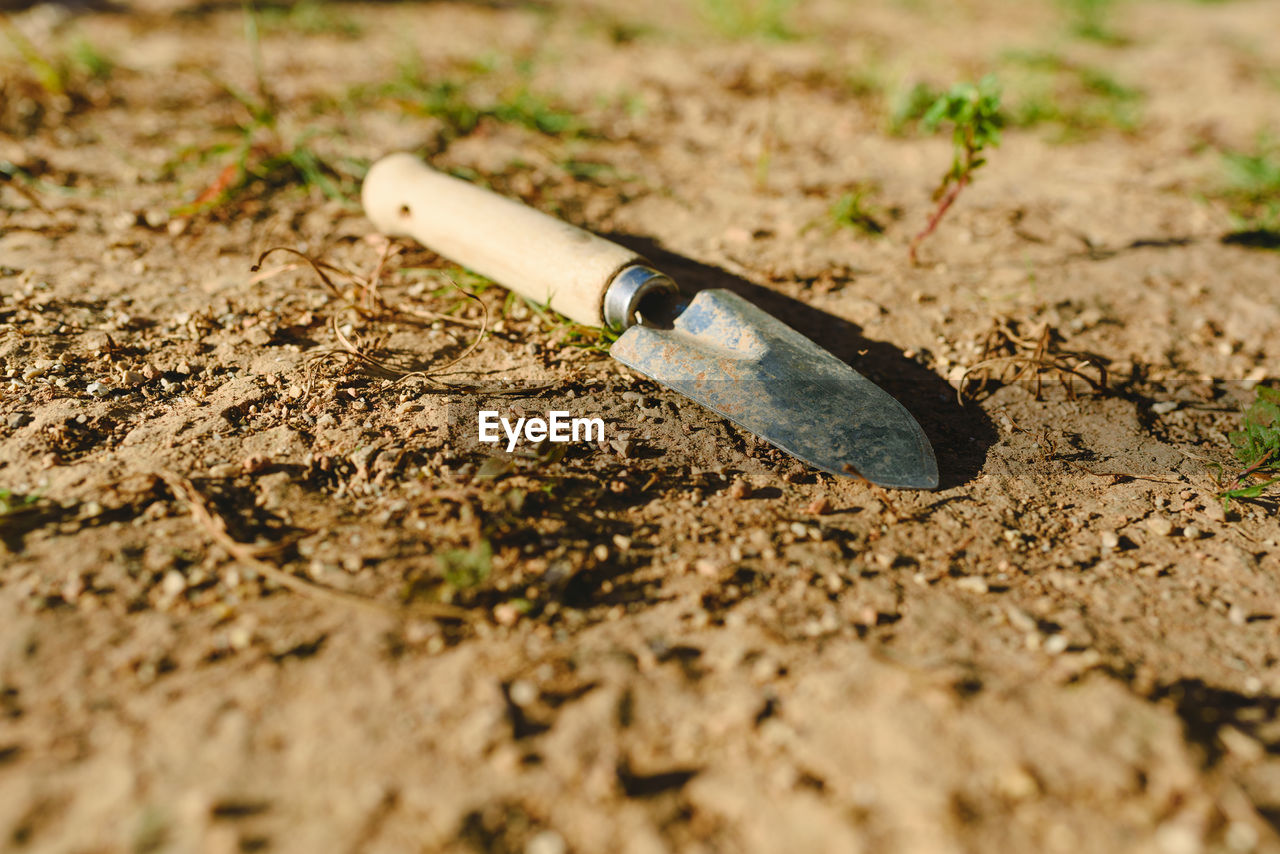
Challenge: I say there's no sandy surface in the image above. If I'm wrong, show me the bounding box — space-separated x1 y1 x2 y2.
3 0 1280 851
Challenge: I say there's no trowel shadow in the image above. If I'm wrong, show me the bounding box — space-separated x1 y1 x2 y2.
607 236 996 489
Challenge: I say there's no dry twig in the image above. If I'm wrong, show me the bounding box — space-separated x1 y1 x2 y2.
842 463 904 518
159 471 472 621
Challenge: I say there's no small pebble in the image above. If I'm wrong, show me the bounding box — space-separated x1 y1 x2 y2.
1006 607 1037 632
228 625 254 650
403 621 437 644
609 434 634 458
1219 726 1265 763
120 369 145 386
1182 524 1202 540
1151 401 1179 415
493 603 520 626
86 380 109 396
728 480 752 500
1155 821 1202 854
806 496 831 515
1225 821 1259 853
1146 516 1174 537
995 766 1039 801
956 576 988 594
1100 531 1120 551
1043 634 1070 655
7 412 31 429
242 455 271 475
694 558 720 577
508 679 537 706
161 570 187 598
525 830 567 854
111 211 140 231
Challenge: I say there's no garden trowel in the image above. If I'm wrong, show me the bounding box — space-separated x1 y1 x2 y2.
362 153 938 489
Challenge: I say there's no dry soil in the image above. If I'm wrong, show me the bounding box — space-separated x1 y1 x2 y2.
3 1 1280 852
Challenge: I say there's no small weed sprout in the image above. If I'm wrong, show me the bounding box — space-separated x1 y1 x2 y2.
1060 0 1125 44
0 20 110 96
259 0 362 38
829 188 884 236
522 294 619 352
1000 51 1143 140
0 489 41 518
1219 137 1280 232
1 21 114 135
367 52 586 147
68 37 114 81
440 541 493 590
1218 385 1280 509
700 0 796 40
909 76 1004 265
172 3 364 215
888 81 944 136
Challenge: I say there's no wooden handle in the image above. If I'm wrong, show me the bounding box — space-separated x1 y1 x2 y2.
362 153 642 327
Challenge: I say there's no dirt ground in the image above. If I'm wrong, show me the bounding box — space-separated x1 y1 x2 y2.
3 0 1280 851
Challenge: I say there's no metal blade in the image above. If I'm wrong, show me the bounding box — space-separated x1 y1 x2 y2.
610 289 939 489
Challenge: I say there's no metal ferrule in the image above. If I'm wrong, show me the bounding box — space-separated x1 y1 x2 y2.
603 265 680 330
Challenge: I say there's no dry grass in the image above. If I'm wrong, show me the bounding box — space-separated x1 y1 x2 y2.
956 319 1109 402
